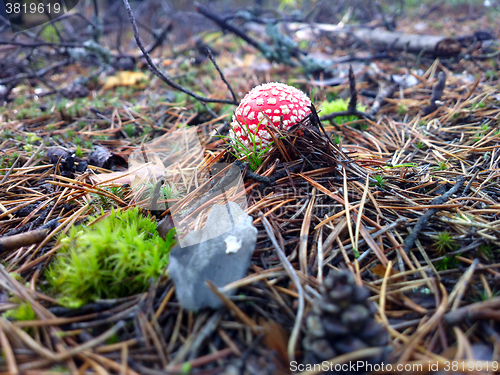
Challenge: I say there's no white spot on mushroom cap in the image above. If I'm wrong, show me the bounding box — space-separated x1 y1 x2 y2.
256 98 264 105
267 98 277 105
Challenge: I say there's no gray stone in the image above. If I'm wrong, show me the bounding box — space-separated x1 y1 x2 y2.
167 202 257 311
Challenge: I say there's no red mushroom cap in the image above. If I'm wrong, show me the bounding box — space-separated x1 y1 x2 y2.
230 82 312 150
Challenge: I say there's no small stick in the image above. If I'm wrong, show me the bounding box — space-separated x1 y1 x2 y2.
0 218 61 253
203 47 237 103
403 176 465 254
122 0 237 105
366 83 397 117
422 71 446 115
319 66 375 122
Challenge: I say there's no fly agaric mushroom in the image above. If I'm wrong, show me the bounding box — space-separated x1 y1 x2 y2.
229 82 312 150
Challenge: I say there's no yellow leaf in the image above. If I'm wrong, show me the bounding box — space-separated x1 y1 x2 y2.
102 71 148 90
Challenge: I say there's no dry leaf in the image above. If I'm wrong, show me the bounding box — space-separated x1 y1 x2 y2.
102 71 148 90
371 264 401 279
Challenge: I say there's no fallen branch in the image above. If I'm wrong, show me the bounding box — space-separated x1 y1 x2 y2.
122 0 237 105
0 218 61 253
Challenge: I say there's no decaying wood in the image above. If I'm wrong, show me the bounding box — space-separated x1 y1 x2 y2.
352 28 462 56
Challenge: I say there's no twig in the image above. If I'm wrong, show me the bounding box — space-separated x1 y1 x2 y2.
403 176 465 253
366 83 397 117
444 297 500 325
145 21 173 54
122 0 237 105
319 66 375 122
203 47 237 103
233 160 271 185
0 59 70 85
259 212 304 362
0 218 61 253
422 71 446 115
195 3 262 53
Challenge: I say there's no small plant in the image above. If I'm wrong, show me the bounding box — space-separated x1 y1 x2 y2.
45 207 176 307
371 174 386 189
222 119 274 171
415 141 426 150
435 161 448 171
478 243 494 259
140 180 181 202
89 185 128 211
471 101 486 110
23 144 34 152
3 301 36 321
123 123 136 137
40 25 60 43
433 231 457 255
397 104 408 115
434 254 460 271
75 145 83 158
471 287 500 302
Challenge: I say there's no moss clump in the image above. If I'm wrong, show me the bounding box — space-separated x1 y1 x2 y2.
319 98 367 125
46 207 176 307
3 301 36 321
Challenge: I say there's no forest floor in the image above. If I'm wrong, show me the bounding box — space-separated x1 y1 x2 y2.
1 1 500 374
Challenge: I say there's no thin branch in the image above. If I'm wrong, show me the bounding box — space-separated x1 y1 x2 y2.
122 0 237 105
203 47 238 103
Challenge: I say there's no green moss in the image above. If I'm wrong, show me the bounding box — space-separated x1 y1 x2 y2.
40 25 60 43
435 161 448 171
3 302 36 321
371 174 386 189
45 207 176 307
319 98 367 127
75 145 83 158
416 141 426 150
435 254 460 271
123 123 136 137
433 231 457 255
